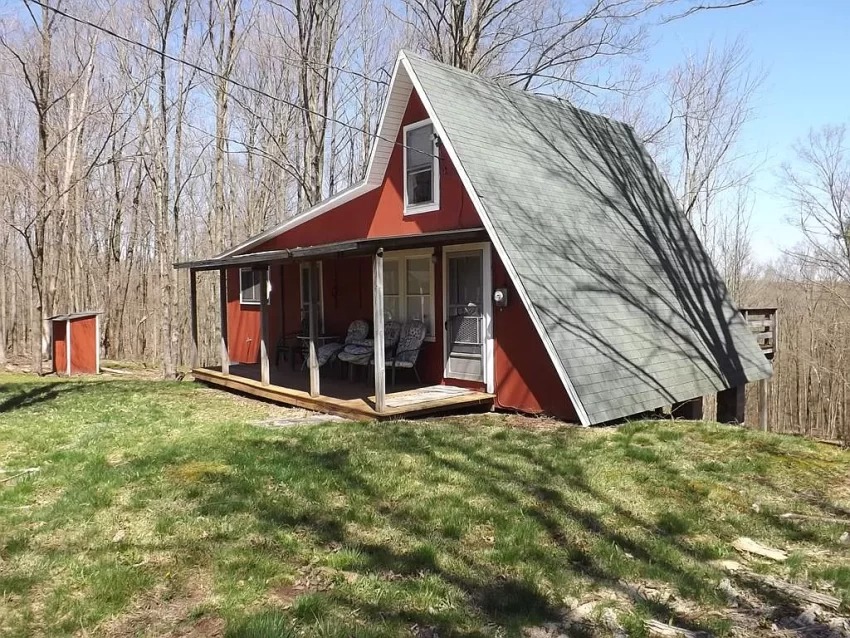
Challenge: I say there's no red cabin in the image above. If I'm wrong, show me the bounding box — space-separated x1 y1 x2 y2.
177 52 770 423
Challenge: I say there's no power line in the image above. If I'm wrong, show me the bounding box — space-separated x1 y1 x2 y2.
23 0 435 158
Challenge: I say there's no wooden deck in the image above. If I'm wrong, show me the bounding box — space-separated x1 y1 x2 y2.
192 364 495 420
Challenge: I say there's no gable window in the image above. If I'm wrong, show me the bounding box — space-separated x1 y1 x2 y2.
239 267 267 305
383 250 435 339
299 262 324 331
403 119 440 214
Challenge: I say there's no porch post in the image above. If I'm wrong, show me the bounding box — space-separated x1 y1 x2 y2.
259 267 270 386
219 269 230 375
758 379 769 432
189 268 199 368
373 248 386 413
307 261 320 397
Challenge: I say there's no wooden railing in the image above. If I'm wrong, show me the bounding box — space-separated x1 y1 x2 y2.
741 307 777 361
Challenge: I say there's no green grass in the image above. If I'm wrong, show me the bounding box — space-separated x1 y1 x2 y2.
0 374 849 637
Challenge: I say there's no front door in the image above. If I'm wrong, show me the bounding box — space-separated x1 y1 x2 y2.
445 249 485 382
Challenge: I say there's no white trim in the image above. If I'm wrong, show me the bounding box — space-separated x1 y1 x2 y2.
65 319 71 376
383 248 436 341
95 314 101 374
400 52 590 424
299 262 325 331
239 267 260 305
483 244 494 393
239 267 268 305
402 119 440 215
442 242 494 391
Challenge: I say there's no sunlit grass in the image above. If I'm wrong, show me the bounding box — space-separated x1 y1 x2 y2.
0 373 848 637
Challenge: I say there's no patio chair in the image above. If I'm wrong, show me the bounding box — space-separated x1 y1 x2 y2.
339 320 401 376
384 320 427 386
275 315 309 368
315 319 369 368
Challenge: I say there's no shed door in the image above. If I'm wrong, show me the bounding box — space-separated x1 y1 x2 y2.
53 321 68 375
445 250 484 381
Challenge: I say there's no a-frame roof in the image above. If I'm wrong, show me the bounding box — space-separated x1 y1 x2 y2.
218 51 772 425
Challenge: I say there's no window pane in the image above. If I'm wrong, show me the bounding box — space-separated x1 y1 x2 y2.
384 295 400 322
406 258 430 295
406 295 432 334
241 270 259 302
407 169 433 205
241 270 251 296
383 260 400 295
406 125 432 170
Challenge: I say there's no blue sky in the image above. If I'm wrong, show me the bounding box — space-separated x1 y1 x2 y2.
648 0 850 262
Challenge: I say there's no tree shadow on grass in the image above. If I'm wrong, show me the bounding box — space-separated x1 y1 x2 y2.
0 382 83 413
191 426 759 635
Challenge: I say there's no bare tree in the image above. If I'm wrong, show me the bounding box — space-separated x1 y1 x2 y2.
293 0 342 207
209 0 242 250
782 124 850 289
395 0 757 95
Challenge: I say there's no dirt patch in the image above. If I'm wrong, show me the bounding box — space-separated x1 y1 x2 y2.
253 410 350 428
91 571 218 638
171 616 226 638
267 583 301 607
443 411 578 432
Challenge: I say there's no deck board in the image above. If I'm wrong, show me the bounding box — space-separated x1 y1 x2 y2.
191 365 494 420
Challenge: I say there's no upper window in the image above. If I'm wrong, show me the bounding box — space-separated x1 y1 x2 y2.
239 268 266 305
403 120 440 214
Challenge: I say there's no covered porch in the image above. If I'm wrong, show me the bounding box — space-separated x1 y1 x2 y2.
178 228 496 420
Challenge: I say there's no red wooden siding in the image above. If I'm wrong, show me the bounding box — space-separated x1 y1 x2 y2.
491 252 577 420
226 267 287 364
254 93 482 253
69 316 98 374
53 321 67 374
221 88 578 421
228 90 480 376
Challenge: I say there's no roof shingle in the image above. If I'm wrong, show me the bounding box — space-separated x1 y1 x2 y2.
405 53 771 424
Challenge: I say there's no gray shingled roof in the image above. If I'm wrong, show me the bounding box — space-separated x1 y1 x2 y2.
405 53 772 424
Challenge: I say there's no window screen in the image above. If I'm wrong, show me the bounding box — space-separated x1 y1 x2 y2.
405 124 435 206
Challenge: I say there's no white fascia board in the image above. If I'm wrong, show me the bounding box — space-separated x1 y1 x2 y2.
214 181 372 259
398 52 592 426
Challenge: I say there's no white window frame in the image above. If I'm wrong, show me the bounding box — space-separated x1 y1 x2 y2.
239 267 268 305
383 248 436 341
299 262 325 331
403 119 440 215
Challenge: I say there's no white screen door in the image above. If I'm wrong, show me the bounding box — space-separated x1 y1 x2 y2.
445 250 484 381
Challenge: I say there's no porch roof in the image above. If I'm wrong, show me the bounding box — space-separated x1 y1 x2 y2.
174 227 487 271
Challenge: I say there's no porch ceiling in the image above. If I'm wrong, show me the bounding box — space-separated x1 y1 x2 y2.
174 227 488 271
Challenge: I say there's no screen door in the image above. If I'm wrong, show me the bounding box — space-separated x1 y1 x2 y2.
445 250 484 381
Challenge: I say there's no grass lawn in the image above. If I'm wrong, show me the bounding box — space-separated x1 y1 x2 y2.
0 374 849 637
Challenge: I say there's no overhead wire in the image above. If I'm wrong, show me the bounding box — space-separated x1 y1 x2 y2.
22 0 436 158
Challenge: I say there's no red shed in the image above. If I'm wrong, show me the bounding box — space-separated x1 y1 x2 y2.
49 312 101 376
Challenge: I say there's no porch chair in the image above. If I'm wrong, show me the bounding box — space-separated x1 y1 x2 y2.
315 319 369 368
275 315 309 368
382 320 427 386
339 320 401 378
